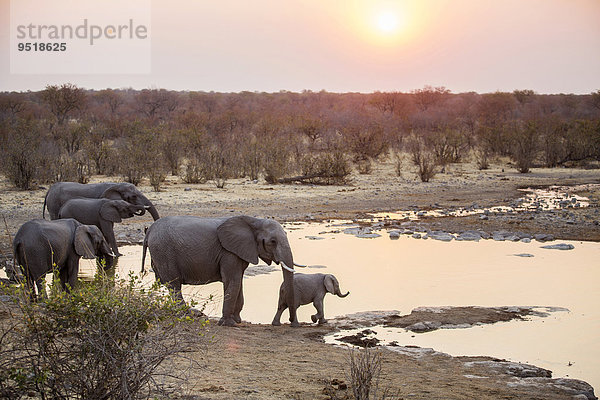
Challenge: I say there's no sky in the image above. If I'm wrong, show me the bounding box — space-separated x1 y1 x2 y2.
1 0 599 94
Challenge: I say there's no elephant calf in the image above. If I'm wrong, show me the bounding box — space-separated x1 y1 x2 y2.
43 181 160 221
272 273 349 326
13 219 113 298
58 198 146 256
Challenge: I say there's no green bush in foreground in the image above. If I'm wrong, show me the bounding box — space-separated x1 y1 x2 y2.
0 273 208 399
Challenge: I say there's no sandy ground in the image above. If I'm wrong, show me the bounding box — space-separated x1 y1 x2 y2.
1 158 599 399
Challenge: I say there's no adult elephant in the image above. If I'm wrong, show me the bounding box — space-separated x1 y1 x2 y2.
58 198 146 256
13 218 113 298
43 182 159 221
142 215 301 327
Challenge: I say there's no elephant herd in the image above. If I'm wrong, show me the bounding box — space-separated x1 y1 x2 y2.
12 181 349 327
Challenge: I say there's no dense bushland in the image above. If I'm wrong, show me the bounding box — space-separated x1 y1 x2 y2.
1 85 599 188
0 273 207 399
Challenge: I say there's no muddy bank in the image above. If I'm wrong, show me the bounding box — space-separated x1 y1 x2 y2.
330 306 569 334
174 320 597 399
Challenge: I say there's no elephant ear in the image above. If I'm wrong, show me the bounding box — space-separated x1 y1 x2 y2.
324 275 336 294
74 226 96 259
217 216 259 265
101 183 127 200
100 202 122 223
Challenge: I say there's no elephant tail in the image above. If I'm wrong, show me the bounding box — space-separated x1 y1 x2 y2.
13 242 26 280
42 191 48 219
141 229 149 276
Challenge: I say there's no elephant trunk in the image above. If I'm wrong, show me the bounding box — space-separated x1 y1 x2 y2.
140 196 159 220
278 245 297 325
335 281 349 298
134 205 146 216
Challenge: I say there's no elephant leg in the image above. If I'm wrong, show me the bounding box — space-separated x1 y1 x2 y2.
219 272 242 327
272 294 288 326
313 297 327 324
166 280 184 304
233 279 244 324
58 266 70 291
97 254 115 271
35 276 48 299
24 274 37 301
100 221 121 257
64 257 80 292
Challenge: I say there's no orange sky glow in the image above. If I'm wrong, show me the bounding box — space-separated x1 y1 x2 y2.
1 0 599 93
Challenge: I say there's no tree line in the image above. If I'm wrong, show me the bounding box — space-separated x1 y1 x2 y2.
1 84 599 190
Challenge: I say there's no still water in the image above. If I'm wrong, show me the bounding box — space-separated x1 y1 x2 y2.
10 218 596 390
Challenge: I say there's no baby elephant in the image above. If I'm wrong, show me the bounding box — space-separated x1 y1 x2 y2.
272 273 349 325
58 198 146 256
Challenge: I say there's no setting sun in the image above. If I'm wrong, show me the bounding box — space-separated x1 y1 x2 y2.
344 1 417 46
376 11 400 33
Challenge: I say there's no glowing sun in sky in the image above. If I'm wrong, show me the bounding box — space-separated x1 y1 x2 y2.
376 11 400 33
346 1 419 46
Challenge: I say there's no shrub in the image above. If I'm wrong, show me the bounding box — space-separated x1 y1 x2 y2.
475 147 490 170
0 273 207 399
342 122 389 163
0 119 43 190
392 151 404 177
406 134 438 182
357 159 373 175
298 151 351 185
348 347 382 400
181 157 207 184
204 144 236 188
343 347 399 400
263 136 294 184
510 120 540 173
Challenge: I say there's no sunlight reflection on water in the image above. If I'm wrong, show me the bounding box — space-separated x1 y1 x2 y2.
371 184 592 220
79 220 600 390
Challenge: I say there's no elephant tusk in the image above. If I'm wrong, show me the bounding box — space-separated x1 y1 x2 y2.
293 262 308 268
144 206 152 209
108 252 116 258
280 262 295 273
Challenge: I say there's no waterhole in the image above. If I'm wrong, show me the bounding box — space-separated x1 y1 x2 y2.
70 221 600 390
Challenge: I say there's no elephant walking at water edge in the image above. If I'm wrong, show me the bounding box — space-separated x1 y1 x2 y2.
13 219 113 298
43 181 160 221
142 215 304 326
272 273 349 325
58 198 146 256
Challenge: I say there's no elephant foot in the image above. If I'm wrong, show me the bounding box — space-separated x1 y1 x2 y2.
311 314 318 323
290 320 300 328
188 308 207 318
218 317 237 327
233 314 242 324
271 320 282 326
318 319 328 325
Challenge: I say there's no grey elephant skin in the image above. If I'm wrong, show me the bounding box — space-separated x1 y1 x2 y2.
272 273 349 325
43 182 159 221
142 215 299 327
13 219 113 298
58 198 146 256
